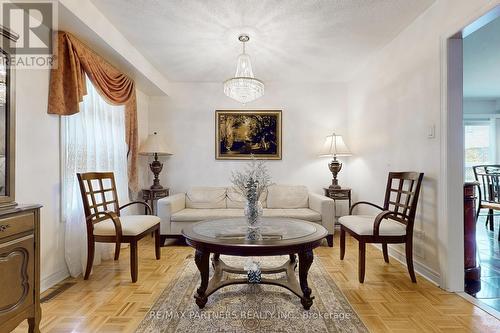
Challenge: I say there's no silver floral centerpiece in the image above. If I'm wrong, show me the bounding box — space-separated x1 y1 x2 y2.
231 158 271 240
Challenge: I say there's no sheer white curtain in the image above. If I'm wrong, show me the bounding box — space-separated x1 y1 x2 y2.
62 77 129 277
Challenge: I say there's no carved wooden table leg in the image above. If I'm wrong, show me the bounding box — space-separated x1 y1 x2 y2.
298 250 314 310
28 316 40 333
194 249 210 308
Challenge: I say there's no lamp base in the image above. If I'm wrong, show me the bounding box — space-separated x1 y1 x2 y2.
329 183 341 190
328 157 343 190
149 154 164 190
150 183 164 190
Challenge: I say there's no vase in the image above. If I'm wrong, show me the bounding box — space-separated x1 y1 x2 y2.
244 200 263 240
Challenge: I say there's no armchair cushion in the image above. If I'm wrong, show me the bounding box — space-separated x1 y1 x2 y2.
93 215 160 236
338 215 406 236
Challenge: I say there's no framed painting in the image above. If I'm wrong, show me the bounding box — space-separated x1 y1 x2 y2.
215 110 282 160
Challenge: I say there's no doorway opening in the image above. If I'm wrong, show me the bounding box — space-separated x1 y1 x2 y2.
462 16 500 312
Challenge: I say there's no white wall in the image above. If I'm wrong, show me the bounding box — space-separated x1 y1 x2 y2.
148 82 349 196
15 66 150 290
346 0 498 285
16 68 67 290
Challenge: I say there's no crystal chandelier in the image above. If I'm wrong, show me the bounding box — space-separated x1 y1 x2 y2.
223 34 264 104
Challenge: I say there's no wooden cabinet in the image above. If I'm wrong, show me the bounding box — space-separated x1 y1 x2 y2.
0 25 36 332
0 205 41 333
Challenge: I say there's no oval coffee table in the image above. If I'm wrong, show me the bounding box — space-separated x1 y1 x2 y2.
182 217 327 310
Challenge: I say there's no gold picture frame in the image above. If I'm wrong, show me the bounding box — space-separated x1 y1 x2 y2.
215 110 282 160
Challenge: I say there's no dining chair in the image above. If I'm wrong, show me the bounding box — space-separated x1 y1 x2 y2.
339 172 424 283
473 165 500 240
77 172 161 282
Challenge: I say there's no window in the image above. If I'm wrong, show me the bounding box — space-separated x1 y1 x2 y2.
464 120 495 181
61 77 129 277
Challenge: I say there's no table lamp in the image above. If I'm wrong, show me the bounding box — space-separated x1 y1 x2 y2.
139 132 173 189
320 133 352 189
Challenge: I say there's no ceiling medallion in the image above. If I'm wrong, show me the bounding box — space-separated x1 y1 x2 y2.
223 34 265 104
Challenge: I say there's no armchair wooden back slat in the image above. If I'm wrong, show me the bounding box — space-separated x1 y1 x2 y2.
98 178 106 210
77 172 120 224
389 189 413 195
393 180 404 217
383 172 424 230
388 201 409 209
401 180 415 219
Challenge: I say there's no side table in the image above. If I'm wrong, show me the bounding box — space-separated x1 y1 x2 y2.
142 188 169 215
324 187 351 224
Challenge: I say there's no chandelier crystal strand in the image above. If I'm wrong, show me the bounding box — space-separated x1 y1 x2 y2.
223 35 265 104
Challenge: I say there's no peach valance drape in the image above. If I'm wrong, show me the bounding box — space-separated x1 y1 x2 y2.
48 31 138 191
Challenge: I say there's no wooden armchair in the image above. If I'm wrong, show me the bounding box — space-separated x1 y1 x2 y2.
339 172 424 283
473 165 500 238
77 172 161 282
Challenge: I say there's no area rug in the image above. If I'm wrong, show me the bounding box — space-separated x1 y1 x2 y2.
136 255 368 333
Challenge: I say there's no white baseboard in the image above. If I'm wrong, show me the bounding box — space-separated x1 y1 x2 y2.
372 244 440 285
41 268 70 292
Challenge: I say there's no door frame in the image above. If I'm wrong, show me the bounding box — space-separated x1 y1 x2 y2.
440 2 500 291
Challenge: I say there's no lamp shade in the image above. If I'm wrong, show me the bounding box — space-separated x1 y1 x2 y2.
139 132 173 156
319 134 352 157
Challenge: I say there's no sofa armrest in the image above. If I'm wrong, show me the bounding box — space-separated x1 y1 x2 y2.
157 193 186 234
309 192 335 234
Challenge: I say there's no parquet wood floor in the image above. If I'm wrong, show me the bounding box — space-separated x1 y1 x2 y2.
13 233 500 332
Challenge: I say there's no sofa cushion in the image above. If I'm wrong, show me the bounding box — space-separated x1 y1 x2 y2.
226 187 268 209
93 215 160 236
338 215 406 236
186 187 227 209
262 208 321 222
170 208 321 223
171 209 244 222
267 185 309 209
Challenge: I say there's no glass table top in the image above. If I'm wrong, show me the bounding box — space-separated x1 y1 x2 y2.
191 217 317 241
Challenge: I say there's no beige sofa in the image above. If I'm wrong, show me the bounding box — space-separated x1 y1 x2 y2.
157 185 335 246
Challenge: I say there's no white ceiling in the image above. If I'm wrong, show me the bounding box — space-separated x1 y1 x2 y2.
464 16 500 99
91 0 435 83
